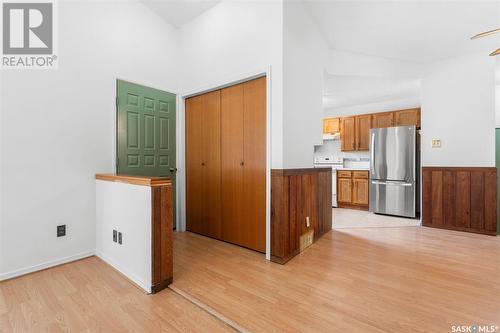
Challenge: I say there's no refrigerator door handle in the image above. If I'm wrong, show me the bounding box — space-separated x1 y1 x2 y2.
370 132 376 175
371 180 413 187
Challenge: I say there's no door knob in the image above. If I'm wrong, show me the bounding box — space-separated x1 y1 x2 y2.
169 168 177 173
240 161 244 166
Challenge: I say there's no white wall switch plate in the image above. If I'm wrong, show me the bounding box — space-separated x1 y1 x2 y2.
431 139 441 148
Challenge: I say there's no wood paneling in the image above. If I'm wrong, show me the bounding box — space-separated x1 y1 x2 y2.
340 117 356 151
151 184 173 293
271 168 332 264
422 167 497 235
355 114 371 150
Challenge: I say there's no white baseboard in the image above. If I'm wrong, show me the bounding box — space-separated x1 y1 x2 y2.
0 251 95 281
95 251 151 293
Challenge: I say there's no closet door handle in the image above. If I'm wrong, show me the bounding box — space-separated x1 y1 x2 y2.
201 162 205 166
240 161 244 166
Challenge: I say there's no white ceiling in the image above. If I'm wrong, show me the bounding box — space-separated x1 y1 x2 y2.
142 0 220 28
305 0 500 63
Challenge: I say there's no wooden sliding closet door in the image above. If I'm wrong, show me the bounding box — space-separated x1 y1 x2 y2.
242 77 266 252
221 77 266 252
221 84 245 245
185 91 222 239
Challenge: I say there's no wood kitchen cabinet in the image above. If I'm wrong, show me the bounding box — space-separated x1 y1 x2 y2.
340 117 356 151
337 177 352 203
371 112 395 128
337 170 369 210
395 108 421 128
336 108 420 152
323 117 340 134
353 178 369 205
355 115 371 151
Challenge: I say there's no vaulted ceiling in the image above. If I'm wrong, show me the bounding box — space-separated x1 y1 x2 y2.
141 0 220 28
304 0 499 63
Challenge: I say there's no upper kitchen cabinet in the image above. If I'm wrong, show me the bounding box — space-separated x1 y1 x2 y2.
394 108 421 129
371 112 395 128
355 115 371 151
340 117 356 151
323 117 340 134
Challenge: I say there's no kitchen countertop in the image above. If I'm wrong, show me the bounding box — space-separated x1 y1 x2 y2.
336 168 370 171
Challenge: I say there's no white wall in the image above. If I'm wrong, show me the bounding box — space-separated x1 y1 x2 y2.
178 0 284 168
496 57 500 127
96 180 152 293
282 0 328 168
421 53 496 167
0 0 180 278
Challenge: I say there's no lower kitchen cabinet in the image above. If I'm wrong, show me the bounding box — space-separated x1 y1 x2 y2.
337 170 369 210
353 178 369 205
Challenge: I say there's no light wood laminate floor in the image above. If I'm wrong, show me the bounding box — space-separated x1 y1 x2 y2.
0 256 233 332
2 226 499 332
173 228 500 333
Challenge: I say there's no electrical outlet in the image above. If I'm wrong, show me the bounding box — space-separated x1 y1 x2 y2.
113 230 117 242
431 139 441 148
118 232 122 245
57 225 66 237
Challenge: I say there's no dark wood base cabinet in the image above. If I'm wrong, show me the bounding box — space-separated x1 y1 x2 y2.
422 167 497 235
271 168 332 264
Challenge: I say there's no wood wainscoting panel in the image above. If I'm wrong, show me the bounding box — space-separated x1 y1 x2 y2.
422 167 497 235
151 184 173 293
271 168 332 264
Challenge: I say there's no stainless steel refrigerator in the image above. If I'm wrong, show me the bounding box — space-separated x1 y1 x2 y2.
369 125 418 218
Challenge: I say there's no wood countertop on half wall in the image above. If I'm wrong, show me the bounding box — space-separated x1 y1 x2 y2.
95 174 171 187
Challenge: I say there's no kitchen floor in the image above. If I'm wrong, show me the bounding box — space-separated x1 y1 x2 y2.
333 208 421 229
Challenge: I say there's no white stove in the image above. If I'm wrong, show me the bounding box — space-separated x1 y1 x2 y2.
314 156 343 207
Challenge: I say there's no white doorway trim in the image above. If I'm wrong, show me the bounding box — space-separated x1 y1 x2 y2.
176 65 273 260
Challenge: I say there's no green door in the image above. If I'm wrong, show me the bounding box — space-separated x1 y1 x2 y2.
116 80 176 223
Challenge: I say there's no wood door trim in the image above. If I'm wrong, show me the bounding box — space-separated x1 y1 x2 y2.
95 174 171 187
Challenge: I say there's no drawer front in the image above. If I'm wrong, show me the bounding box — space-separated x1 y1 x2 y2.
353 171 369 179
337 171 352 178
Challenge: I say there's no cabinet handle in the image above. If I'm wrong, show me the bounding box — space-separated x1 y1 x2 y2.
240 161 245 166
201 162 205 166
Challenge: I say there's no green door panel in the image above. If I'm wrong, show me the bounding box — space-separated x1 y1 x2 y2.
117 79 176 225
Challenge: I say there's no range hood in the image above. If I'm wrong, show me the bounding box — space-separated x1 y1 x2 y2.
323 132 340 141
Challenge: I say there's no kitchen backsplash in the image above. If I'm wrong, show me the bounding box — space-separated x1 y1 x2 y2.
314 139 370 161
